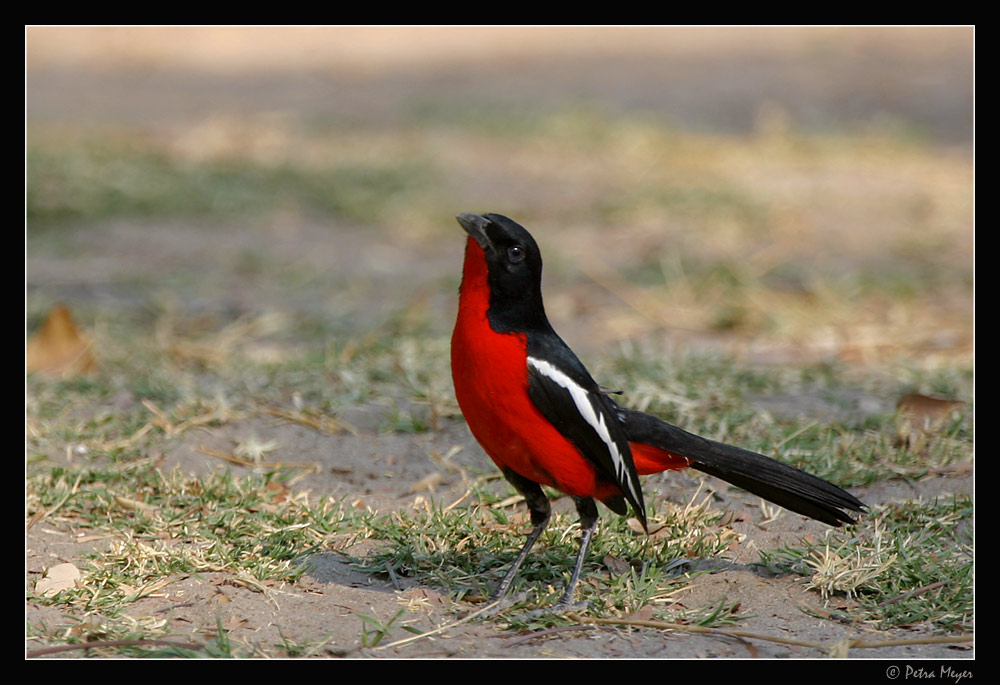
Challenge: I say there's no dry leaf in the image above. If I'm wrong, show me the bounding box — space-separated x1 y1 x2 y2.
26 304 98 377
265 480 289 502
896 392 965 448
602 555 632 575
220 615 247 631
627 605 655 621
897 393 964 426
626 517 646 534
35 562 82 597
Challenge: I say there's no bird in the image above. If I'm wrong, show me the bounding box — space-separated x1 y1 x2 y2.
450 212 865 611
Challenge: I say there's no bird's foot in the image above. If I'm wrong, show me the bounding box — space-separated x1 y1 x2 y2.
511 597 591 623
470 591 532 619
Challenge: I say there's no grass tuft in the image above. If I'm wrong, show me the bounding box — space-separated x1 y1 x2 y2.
757 494 973 632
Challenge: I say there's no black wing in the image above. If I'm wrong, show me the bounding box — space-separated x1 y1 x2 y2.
525 333 646 528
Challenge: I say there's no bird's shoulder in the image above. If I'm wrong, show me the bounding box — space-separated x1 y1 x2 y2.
524 329 602 396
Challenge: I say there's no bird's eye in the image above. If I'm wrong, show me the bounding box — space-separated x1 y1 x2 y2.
507 245 526 263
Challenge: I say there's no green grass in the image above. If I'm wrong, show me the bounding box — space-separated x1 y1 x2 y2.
26 455 374 657
26 464 355 609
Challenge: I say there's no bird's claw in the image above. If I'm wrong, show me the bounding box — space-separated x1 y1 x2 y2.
511 598 591 623
472 591 532 619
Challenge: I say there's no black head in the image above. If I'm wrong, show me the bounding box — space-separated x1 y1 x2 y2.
456 212 549 333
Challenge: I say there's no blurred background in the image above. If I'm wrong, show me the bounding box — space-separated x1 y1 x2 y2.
26 26 974 371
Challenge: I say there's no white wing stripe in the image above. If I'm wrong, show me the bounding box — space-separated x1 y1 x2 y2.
527 356 639 502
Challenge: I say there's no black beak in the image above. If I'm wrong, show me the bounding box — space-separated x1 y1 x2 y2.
456 213 493 251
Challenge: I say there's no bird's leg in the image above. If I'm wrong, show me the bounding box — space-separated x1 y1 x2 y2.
555 496 598 610
488 470 551 605
509 496 598 621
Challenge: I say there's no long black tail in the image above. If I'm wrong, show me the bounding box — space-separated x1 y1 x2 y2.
615 404 865 526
